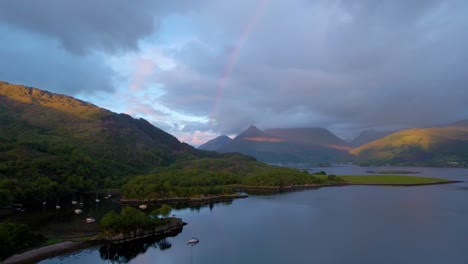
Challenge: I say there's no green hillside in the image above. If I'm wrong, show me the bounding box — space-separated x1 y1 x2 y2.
0 82 196 204
350 126 468 166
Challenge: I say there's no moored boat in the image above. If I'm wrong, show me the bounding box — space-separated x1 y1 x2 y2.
187 237 199 245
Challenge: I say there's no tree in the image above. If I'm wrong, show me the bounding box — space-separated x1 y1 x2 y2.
156 204 172 218
100 210 120 231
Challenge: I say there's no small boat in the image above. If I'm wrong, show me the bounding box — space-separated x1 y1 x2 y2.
72 200 77 205
56 199 61 210
95 192 100 203
86 209 95 223
187 237 199 245
42 201 47 206
74 209 83 214
139 204 147 210
79 195 84 206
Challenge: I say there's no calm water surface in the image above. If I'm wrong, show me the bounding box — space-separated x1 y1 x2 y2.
41 166 468 264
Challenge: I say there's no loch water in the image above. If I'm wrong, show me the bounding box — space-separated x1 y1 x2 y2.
39 166 468 264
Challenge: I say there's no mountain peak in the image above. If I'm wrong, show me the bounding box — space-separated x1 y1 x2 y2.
236 125 264 140
246 125 260 131
198 135 232 151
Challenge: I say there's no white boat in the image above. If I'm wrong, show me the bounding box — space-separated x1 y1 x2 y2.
56 205 61 210
42 201 47 206
187 237 199 245
74 209 83 214
72 200 77 205
139 204 147 210
86 218 95 223
95 198 100 203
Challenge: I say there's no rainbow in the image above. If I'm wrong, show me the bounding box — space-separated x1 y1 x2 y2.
210 0 270 121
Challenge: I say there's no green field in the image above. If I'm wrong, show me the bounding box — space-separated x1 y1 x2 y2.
341 175 449 185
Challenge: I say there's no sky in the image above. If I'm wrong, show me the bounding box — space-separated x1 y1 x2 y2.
1 0 468 146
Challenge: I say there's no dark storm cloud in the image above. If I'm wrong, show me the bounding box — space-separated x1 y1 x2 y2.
0 0 201 95
150 0 468 138
0 25 114 95
0 0 199 55
1 0 467 142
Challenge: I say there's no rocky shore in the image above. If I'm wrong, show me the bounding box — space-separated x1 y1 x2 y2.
99 217 186 243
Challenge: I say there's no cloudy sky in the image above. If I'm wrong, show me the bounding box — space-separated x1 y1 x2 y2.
1 0 467 145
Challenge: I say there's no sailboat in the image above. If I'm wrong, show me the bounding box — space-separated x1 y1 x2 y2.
86 210 95 223
72 194 77 205
95 192 100 203
74 207 83 214
79 195 84 207
55 199 61 210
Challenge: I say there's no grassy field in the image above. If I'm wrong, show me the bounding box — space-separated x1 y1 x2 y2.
341 175 449 185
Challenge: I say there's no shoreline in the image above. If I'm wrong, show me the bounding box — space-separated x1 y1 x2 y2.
3 218 186 264
3 241 95 264
120 193 249 205
121 179 463 203
4 179 462 263
340 180 462 187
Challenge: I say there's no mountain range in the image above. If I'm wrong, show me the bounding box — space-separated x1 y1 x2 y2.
0 81 331 206
1 80 467 205
200 126 352 162
200 123 468 166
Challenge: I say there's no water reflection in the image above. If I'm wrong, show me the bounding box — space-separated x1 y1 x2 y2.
98 236 173 263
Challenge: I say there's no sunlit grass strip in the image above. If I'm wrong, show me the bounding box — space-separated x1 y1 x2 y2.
341 175 449 185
